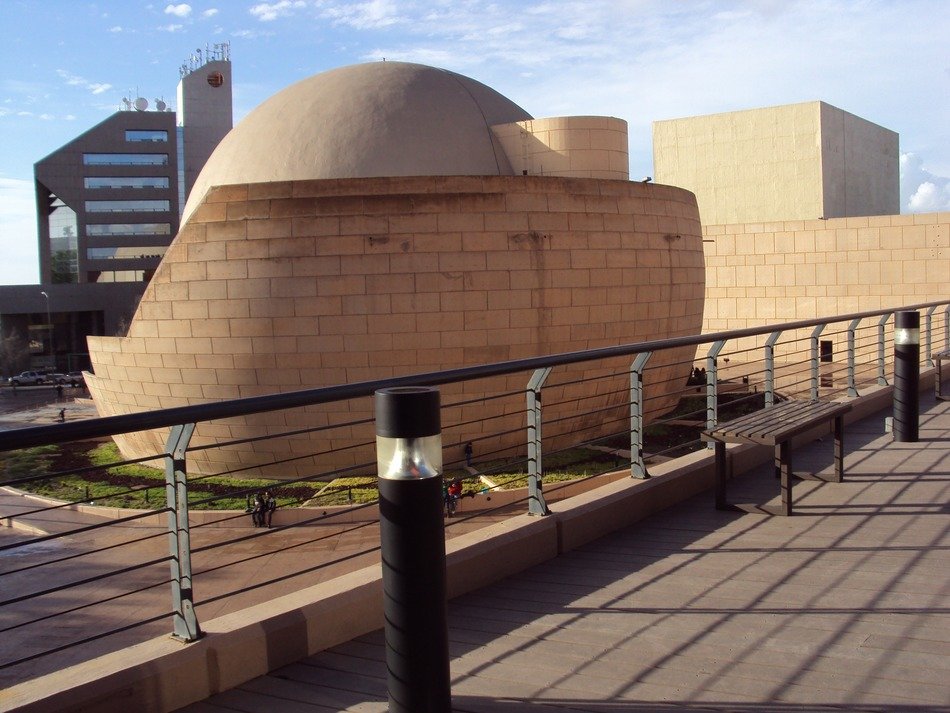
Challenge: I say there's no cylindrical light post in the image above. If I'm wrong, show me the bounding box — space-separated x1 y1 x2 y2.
40 291 53 367
893 310 920 442
375 386 451 713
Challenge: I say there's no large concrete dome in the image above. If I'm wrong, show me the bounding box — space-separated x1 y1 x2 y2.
184 62 533 219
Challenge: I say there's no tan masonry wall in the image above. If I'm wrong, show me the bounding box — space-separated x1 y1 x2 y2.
492 116 629 180
701 211 949 377
87 175 705 478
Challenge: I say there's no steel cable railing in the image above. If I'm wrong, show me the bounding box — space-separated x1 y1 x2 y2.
0 300 946 678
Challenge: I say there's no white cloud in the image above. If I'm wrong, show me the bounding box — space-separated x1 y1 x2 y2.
901 153 950 213
0 178 40 285
321 0 404 29
164 3 192 18
158 23 184 32
108 25 123 32
203 8 219 17
56 70 112 96
250 1 306 22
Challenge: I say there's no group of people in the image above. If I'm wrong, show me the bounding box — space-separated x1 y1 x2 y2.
250 490 277 528
443 478 463 517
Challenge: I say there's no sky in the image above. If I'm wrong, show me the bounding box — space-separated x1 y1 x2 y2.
0 0 948 285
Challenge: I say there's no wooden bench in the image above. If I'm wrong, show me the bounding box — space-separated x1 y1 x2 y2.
701 399 852 516
934 350 950 401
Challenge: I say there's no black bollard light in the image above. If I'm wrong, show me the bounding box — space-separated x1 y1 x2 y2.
375 386 451 713
893 311 920 442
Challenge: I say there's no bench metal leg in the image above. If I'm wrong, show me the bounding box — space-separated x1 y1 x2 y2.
778 441 792 516
714 441 727 510
833 415 845 483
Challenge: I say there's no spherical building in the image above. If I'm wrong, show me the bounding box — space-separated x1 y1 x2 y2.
86 62 705 477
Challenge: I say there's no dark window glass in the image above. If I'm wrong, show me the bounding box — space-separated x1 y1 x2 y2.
86 223 171 236
125 130 168 142
84 177 169 189
83 153 168 166
87 247 167 260
85 200 170 213
47 196 78 284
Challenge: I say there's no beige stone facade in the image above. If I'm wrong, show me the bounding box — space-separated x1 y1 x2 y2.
87 176 705 476
492 116 629 180
653 101 899 225
701 212 949 376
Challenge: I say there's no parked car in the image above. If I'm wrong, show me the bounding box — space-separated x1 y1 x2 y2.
8 371 45 386
65 371 86 387
45 373 68 385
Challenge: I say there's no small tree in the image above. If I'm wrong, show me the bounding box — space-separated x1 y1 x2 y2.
0 329 31 379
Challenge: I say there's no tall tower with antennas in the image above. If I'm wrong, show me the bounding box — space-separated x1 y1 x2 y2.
176 42 233 213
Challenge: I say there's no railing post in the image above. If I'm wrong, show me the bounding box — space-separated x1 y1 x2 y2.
847 318 862 397
877 313 892 386
164 423 201 642
706 340 726 447
925 306 938 367
525 368 551 516
810 324 826 400
764 331 782 407
629 352 652 479
944 306 950 352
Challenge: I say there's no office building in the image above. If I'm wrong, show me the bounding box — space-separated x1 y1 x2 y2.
0 44 232 374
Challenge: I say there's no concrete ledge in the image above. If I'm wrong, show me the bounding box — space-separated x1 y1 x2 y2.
553 448 715 553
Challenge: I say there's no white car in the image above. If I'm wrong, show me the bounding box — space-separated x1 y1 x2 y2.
9 371 45 386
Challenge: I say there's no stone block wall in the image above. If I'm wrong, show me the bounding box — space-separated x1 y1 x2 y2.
87 175 705 477
492 117 629 180
701 211 949 385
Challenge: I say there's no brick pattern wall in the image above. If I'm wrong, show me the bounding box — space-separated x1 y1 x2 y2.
702 212 949 369
87 175 705 477
492 117 629 180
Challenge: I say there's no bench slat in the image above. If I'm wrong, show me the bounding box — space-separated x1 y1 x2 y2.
702 399 851 446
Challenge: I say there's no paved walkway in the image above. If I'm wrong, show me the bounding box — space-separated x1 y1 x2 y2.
181 396 950 712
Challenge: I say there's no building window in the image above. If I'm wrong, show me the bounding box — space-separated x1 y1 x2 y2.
84 176 170 189
88 270 147 283
87 247 168 260
125 130 168 142
83 153 168 166
85 200 170 213
86 223 171 236
47 196 78 284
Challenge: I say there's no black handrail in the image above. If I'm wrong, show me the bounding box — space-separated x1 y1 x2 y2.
0 300 945 451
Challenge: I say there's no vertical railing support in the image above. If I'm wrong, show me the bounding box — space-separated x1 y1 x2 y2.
944 306 950 352
847 318 862 397
925 306 938 368
764 331 782 407
525 368 552 516
877 313 892 386
809 324 826 400
629 352 652 479
164 423 201 642
705 340 726 447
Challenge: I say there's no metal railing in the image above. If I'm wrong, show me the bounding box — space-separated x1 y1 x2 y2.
0 299 947 679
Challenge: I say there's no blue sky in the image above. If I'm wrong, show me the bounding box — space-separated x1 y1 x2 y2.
1 0 948 285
